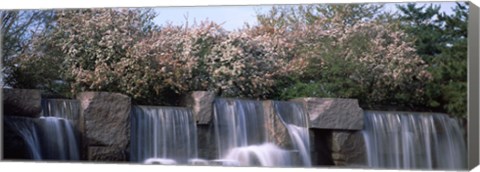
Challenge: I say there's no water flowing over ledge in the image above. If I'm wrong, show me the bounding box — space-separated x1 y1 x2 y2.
4 99 81 161
130 106 198 164
212 99 313 167
362 111 467 170
2 90 468 170
272 101 312 166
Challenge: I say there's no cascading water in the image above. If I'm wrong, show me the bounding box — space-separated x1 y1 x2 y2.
130 106 198 164
362 111 467 170
35 117 80 160
223 143 292 166
41 99 80 121
4 116 43 160
213 98 292 167
39 99 80 160
272 101 312 167
4 99 80 160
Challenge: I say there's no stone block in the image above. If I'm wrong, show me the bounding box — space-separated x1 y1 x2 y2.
3 89 42 118
180 91 215 124
291 98 363 130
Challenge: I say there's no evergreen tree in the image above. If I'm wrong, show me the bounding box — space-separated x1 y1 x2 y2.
396 2 468 118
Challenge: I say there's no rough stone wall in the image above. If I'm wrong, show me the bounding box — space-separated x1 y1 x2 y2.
329 130 367 166
180 91 215 125
196 124 218 160
179 91 217 160
262 100 294 150
309 129 335 166
76 92 131 161
291 98 363 130
292 97 367 167
3 88 42 117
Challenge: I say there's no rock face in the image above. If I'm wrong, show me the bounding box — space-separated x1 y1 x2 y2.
88 146 128 161
329 131 367 166
3 89 42 118
309 129 335 166
262 100 293 150
180 91 217 160
291 98 363 130
76 92 131 161
180 91 215 124
196 124 218 160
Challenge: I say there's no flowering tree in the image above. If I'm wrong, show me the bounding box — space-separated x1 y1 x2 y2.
133 21 298 99
9 5 439 108
12 8 299 104
10 9 164 103
257 4 432 106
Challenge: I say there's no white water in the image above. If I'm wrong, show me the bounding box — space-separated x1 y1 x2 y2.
224 143 292 167
188 158 209 165
39 99 80 160
213 99 299 167
131 106 198 164
273 101 312 166
41 99 80 121
6 117 43 160
285 124 311 166
144 158 177 165
362 111 467 170
213 99 267 158
209 159 241 166
37 117 80 160
5 99 80 160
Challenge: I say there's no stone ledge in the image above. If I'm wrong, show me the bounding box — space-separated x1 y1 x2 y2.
3 88 42 118
291 98 364 130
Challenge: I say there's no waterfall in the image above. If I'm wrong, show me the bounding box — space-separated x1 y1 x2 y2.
4 99 80 160
39 99 80 160
213 99 266 157
213 98 292 167
36 117 80 160
41 99 80 121
272 101 312 166
130 106 198 164
362 111 467 170
4 117 42 160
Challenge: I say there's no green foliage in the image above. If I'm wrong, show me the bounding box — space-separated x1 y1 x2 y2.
396 3 445 61
1 10 57 89
397 2 468 118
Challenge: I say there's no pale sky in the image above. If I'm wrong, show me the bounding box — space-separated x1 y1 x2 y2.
153 2 461 31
